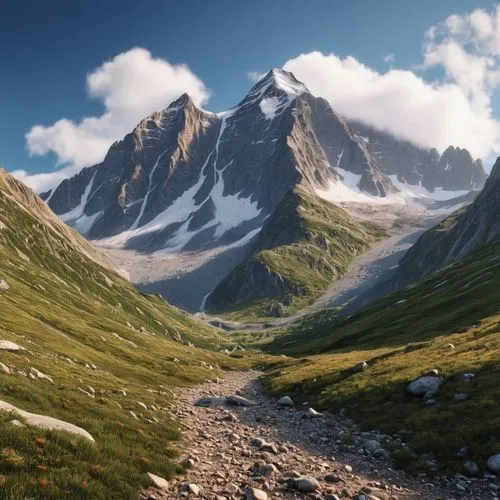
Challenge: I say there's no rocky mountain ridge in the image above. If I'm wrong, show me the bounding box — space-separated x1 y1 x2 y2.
39 69 488 313
389 157 500 290
43 69 485 252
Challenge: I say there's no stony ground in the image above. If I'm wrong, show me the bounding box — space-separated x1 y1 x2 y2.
139 370 498 500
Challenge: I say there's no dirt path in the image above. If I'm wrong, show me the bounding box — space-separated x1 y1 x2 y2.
140 371 467 500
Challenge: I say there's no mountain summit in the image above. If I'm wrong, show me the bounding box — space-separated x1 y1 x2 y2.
42 69 488 312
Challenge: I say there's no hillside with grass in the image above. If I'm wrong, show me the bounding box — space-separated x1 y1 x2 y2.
205 187 384 321
0 169 249 499
260 242 500 474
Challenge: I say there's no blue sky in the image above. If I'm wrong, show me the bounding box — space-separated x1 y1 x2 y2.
1 0 499 189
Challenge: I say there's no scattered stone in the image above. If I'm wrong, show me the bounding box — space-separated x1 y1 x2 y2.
364 440 381 453
225 483 239 494
225 395 256 406
194 396 213 407
246 487 268 500
188 483 200 496
293 475 320 493
454 393 468 402
463 460 479 476
259 442 278 454
0 279 9 291
181 458 196 469
463 373 475 382
0 362 11 374
487 453 500 474
277 396 294 407
344 465 353 473
351 361 368 373
324 473 341 483
28 367 53 383
147 472 169 490
259 463 279 477
307 407 323 418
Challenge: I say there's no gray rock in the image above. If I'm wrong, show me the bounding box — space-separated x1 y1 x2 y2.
225 395 256 406
259 463 279 477
277 396 294 407
259 442 278 454
463 460 479 476
293 475 320 493
324 473 341 483
194 396 213 407
364 440 381 453
463 373 475 381
454 392 468 402
351 361 368 373
487 453 500 474
407 375 443 397
0 279 9 291
181 458 195 469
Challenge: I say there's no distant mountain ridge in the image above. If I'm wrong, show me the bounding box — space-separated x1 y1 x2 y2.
39 69 488 313
389 157 500 290
43 69 486 253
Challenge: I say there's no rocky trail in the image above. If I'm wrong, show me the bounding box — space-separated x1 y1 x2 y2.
139 371 488 500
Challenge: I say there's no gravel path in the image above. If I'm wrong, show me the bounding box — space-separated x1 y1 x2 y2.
140 371 475 500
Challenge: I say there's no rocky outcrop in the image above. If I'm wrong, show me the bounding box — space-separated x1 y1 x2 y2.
391 158 500 289
349 121 487 192
0 399 94 441
205 258 299 311
45 69 396 255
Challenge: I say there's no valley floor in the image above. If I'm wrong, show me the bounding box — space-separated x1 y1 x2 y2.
141 370 471 500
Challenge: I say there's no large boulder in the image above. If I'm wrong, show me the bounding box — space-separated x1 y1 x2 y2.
277 396 294 407
487 453 500 474
0 400 94 441
293 475 320 493
0 340 21 351
407 375 443 398
226 395 256 406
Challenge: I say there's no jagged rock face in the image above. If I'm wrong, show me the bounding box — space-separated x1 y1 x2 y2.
46 71 338 251
205 258 300 309
391 158 500 289
45 69 484 255
349 121 487 192
304 96 394 197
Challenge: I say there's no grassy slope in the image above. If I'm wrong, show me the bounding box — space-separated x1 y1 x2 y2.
210 188 384 321
261 243 500 473
0 171 250 499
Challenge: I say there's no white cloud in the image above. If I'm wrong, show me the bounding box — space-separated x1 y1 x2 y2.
283 51 499 159
283 5 500 161
383 53 396 64
23 48 210 191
